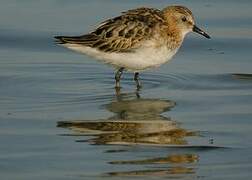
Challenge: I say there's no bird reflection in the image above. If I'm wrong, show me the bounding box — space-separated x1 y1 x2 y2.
57 89 200 177
106 153 199 177
57 89 198 146
109 154 199 165
107 167 195 177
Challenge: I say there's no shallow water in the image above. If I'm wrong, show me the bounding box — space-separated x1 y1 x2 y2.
1 0 252 179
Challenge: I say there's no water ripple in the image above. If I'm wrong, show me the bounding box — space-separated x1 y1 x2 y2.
141 73 252 91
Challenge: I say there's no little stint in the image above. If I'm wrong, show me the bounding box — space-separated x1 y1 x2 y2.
55 5 210 89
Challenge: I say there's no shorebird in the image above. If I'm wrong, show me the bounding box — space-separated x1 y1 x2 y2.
55 5 210 89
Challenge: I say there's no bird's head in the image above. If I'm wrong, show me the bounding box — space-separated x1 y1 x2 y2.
162 6 210 39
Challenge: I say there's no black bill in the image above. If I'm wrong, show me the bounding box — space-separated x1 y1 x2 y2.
193 25 211 39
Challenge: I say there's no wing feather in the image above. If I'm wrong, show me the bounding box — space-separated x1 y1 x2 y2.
55 7 165 53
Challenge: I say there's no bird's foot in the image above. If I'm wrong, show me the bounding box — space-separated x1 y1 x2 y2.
134 72 142 90
114 67 124 89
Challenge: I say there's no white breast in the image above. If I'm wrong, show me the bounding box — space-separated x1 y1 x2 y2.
63 41 179 71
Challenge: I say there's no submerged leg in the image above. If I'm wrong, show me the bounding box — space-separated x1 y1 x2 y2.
115 67 124 88
134 72 141 89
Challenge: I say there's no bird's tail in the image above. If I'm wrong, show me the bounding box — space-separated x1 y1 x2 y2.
54 34 98 45
54 36 75 44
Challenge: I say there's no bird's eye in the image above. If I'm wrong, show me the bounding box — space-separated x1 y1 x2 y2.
182 17 187 22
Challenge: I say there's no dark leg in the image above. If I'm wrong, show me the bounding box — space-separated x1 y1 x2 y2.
115 86 121 97
115 67 124 88
134 72 141 89
135 89 141 99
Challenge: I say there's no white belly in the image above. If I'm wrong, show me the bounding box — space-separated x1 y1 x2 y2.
63 43 178 71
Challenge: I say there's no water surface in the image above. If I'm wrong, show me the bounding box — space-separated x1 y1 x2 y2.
1 0 252 180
